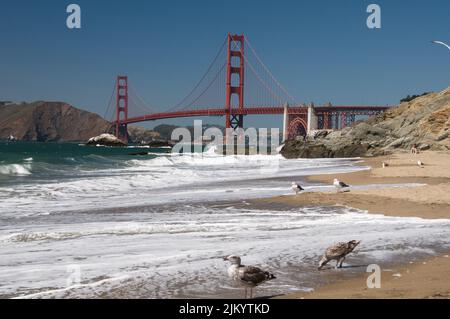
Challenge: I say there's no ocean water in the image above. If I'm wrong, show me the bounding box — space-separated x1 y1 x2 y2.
0 141 449 298
0 141 364 217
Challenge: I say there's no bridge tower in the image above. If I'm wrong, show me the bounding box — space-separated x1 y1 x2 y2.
225 34 245 131
115 75 129 142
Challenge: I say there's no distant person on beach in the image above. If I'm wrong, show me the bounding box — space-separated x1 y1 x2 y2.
411 144 418 154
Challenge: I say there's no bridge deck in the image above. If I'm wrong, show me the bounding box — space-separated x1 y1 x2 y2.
114 105 390 125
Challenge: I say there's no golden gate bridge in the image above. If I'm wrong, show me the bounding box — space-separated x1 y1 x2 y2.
104 34 390 141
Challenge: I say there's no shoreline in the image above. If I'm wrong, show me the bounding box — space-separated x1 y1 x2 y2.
260 151 450 220
260 150 450 299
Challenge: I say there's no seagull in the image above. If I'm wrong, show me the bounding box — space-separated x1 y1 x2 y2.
333 178 350 193
318 240 361 270
382 162 389 168
417 160 424 168
223 255 276 299
432 40 450 51
291 182 304 194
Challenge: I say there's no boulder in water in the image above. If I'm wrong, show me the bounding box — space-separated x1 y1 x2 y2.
86 133 126 147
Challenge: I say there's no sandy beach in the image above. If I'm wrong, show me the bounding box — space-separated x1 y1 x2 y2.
261 151 450 298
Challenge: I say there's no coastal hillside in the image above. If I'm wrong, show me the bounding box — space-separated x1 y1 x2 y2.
281 86 450 158
0 102 159 143
0 102 112 142
127 126 160 143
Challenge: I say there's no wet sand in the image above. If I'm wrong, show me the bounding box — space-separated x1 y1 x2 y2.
279 253 450 299
261 151 450 298
262 151 450 219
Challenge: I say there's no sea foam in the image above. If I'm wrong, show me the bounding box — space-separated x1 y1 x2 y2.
0 164 32 176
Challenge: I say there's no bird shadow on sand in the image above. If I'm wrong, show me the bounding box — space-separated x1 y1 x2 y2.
340 264 369 269
253 294 285 299
321 264 369 270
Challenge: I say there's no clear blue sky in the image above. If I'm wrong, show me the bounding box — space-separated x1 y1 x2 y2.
1 0 449 129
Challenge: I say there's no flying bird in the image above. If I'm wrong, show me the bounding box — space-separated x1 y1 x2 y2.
318 240 361 270
333 178 350 192
223 255 276 299
291 182 304 194
432 40 450 51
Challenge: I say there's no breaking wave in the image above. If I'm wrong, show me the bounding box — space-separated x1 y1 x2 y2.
0 164 32 176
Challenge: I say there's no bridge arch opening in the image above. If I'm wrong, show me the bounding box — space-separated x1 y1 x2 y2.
231 73 240 88
230 94 239 108
231 56 241 67
287 117 307 140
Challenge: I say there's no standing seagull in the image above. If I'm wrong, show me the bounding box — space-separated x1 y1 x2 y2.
318 240 361 270
333 178 350 193
223 255 276 299
291 182 304 194
432 40 450 51
417 160 425 168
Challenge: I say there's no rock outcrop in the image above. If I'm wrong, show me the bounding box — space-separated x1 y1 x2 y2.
86 133 127 147
281 86 450 158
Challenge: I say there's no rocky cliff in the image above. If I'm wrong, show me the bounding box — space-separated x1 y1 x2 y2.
281 86 450 158
0 101 159 143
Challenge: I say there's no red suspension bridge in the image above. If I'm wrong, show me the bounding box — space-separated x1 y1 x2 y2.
105 34 390 141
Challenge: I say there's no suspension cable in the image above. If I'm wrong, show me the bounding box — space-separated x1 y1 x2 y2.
169 36 228 111
103 79 117 121
242 51 284 105
245 37 296 104
129 85 158 114
184 62 226 110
